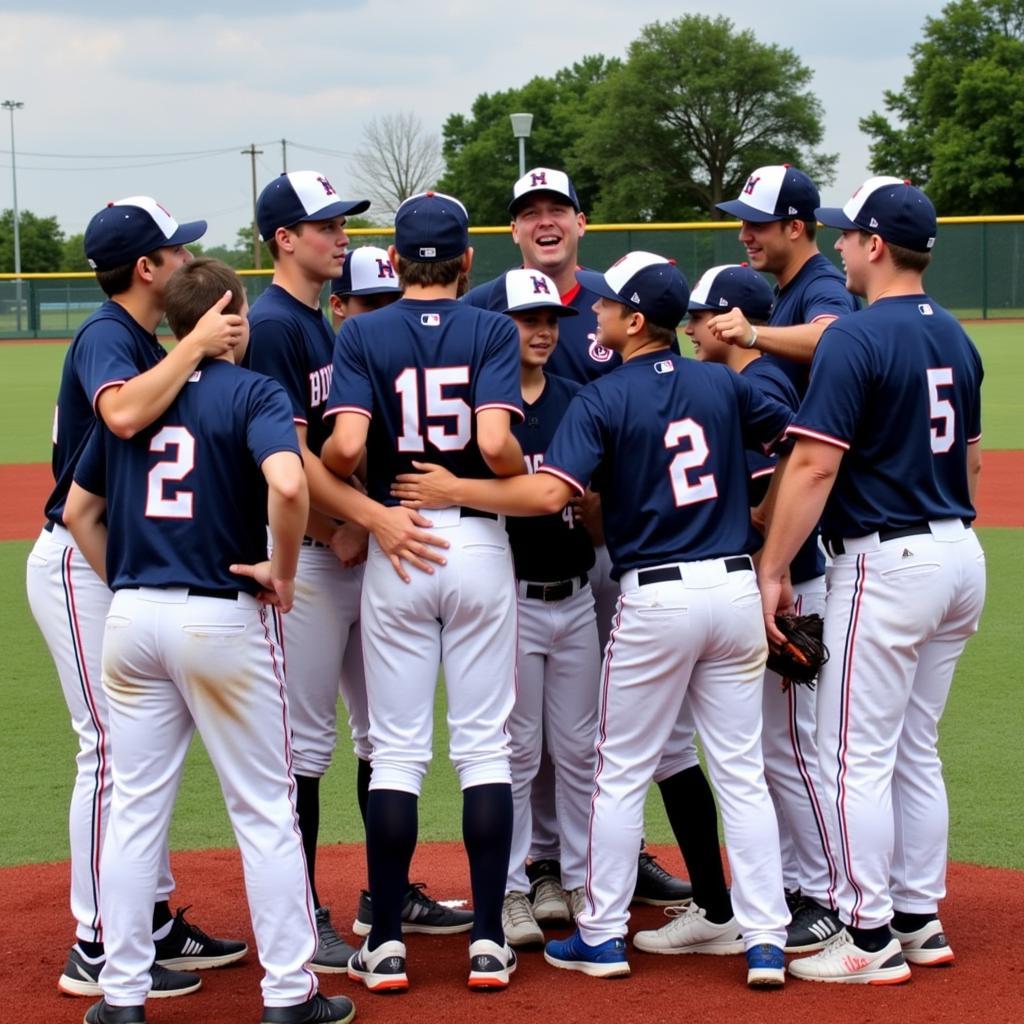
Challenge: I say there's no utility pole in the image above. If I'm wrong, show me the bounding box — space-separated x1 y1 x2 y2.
241 143 264 269
281 138 287 173
2 100 25 331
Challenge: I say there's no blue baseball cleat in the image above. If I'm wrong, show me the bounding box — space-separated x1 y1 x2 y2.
544 930 631 978
746 943 786 988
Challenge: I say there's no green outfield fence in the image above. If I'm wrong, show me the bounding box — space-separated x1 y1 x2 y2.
2 216 1022 338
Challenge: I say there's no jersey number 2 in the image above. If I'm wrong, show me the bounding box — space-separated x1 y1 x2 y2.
664 418 718 507
145 426 195 518
395 367 471 452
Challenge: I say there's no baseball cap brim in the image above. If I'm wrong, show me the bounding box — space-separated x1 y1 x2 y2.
715 199 785 223
298 198 370 224
814 207 860 232
165 219 208 247
687 299 719 312
509 190 580 216
576 269 626 306
504 300 578 317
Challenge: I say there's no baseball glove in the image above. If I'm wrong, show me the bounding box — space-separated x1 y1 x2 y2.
767 613 829 690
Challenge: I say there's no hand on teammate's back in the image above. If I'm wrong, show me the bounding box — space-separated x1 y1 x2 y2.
371 505 449 584
229 559 297 612
180 290 246 358
391 462 460 510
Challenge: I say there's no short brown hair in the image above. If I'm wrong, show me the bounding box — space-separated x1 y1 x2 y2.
395 253 463 288
266 222 305 262
164 257 246 339
618 304 677 346
886 241 931 273
95 249 164 298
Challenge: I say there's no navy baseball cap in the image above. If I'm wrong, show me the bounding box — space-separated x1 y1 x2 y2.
688 264 775 322
394 191 469 262
498 268 578 317
509 167 581 216
578 252 690 330
330 246 402 297
256 170 370 241
716 165 820 223
84 196 207 271
816 176 937 253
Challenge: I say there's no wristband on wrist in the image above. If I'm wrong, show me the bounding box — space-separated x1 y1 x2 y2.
744 325 758 349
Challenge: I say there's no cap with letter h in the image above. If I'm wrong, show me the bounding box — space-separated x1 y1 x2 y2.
497 268 579 317
816 176 937 253
716 164 819 223
508 167 581 216
331 246 402 297
393 191 469 262
577 252 690 329
688 264 775 322
256 170 370 241
84 196 207 271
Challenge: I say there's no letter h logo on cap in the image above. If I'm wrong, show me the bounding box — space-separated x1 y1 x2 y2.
531 274 550 295
743 175 761 196
530 170 548 187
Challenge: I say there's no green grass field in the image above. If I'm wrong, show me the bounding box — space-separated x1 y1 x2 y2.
1 325 1021 871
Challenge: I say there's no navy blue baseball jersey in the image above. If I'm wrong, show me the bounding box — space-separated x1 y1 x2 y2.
539 351 793 576
326 298 523 505
246 283 335 457
74 359 300 594
741 357 824 585
464 273 620 382
508 372 595 582
763 253 858 394
45 301 166 527
790 295 982 539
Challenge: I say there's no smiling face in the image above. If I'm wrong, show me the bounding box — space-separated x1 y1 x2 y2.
684 309 731 362
835 229 871 296
511 195 586 279
738 219 799 276
511 309 560 370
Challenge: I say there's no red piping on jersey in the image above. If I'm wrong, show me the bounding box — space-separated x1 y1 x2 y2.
810 313 839 325
92 379 127 414
324 404 372 420
787 425 851 451
537 463 586 497
476 401 526 423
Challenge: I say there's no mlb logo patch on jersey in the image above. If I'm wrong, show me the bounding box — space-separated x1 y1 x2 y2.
918 303 934 316
654 359 674 374
420 313 441 327
188 370 202 383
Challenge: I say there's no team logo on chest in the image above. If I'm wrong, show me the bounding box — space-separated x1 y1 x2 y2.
587 332 613 363
309 364 332 407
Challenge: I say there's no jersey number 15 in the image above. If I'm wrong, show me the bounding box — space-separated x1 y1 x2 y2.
394 367 471 452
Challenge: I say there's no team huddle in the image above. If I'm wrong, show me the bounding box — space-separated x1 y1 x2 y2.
26 161 986 1024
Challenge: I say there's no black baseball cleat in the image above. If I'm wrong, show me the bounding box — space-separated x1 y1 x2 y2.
59 946 201 999
785 897 843 952
352 882 474 936
261 992 356 1024
632 851 693 906
153 907 248 969
84 1000 146 1024
309 907 358 973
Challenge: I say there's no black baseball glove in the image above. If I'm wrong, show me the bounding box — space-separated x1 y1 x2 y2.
767 613 829 690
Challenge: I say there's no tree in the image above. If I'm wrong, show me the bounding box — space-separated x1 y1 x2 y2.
439 56 620 224
350 112 445 219
573 16 835 221
860 0 1024 214
61 232 92 272
0 209 65 272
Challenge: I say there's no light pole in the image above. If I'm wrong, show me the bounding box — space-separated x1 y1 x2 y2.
509 112 533 178
2 100 25 332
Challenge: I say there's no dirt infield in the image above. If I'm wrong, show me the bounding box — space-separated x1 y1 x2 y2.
3 842 1022 1024
3 452 1024 541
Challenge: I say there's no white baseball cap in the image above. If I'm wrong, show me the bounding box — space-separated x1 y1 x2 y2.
498 268 578 317
508 167 581 216
84 196 207 271
716 165 819 223
257 170 370 240
331 246 402 297
577 251 690 329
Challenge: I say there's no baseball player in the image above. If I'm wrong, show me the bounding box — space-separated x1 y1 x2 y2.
246 172 468 972
24 197 247 999
321 191 523 991
328 245 401 331
759 178 986 984
465 168 691 914
394 252 795 988
711 168 860 950
63 256 356 1024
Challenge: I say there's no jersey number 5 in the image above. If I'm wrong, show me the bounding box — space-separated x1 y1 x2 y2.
395 367 471 452
927 367 955 454
145 426 195 519
664 418 718 507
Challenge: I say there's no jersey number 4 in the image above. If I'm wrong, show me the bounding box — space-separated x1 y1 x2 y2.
664 418 718 507
394 367 471 452
145 426 195 518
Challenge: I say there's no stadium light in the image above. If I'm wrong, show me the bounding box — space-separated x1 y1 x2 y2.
2 100 25 332
510 113 533 178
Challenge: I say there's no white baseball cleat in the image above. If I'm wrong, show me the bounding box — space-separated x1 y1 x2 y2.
787 930 912 985
632 903 744 955
502 891 544 948
891 919 954 966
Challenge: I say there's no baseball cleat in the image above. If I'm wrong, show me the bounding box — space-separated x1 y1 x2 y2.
544 930 631 978
567 886 586 922
632 903 744 955
787 930 912 984
784 896 843 952
261 992 356 1024
528 859 570 925
746 944 786 988
467 938 517 990
347 939 409 992
632 851 693 906
891 918 955 966
502 891 544 948
352 882 473 936
60 946 201 999
84 999 146 1024
153 907 248 969
308 907 357 973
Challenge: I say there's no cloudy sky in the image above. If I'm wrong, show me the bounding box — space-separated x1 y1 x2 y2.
0 1 941 246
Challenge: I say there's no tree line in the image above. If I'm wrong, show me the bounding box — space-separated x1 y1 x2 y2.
3 4 1021 274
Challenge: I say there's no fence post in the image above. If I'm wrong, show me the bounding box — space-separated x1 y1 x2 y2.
27 278 39 335
981 222 988 320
